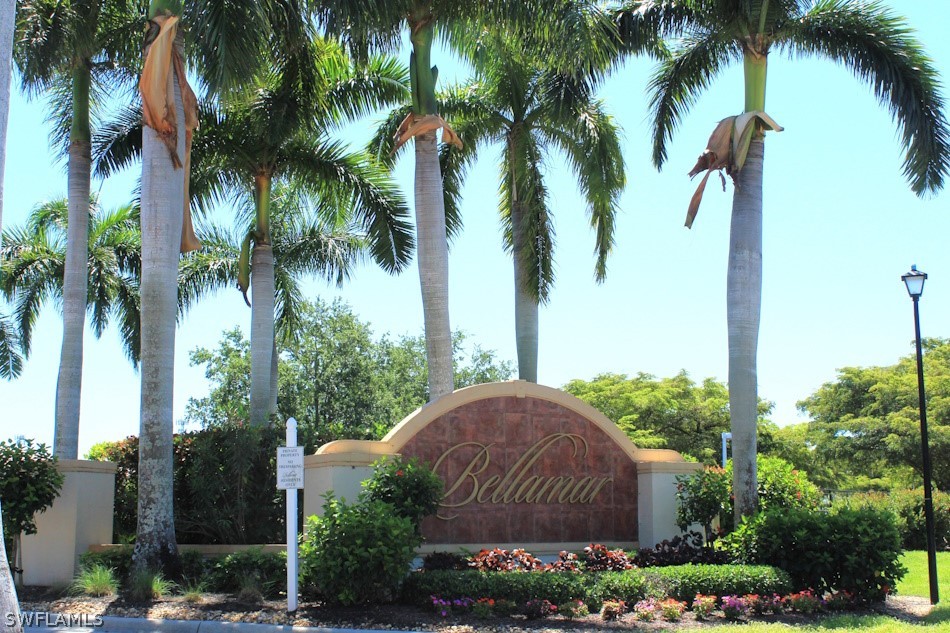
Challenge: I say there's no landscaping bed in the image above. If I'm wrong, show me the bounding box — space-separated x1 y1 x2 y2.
17 587 936 632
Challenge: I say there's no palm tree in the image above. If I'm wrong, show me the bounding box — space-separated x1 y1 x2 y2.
315 0 595 401
14 0 143 459
101 38 413 426
178 182 373 423
194 41 411 426
615 0 950 520
0 198 142 363
400 33 625 382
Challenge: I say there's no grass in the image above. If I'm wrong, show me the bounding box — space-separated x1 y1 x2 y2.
128 569 175 602
68 564 118 597
896 550 950 598
716 611 950 632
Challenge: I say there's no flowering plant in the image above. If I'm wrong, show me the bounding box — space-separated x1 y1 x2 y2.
601 599 626 621
659 598 686 621
522 599 557 619
430 595 474 617
721 595 749 620
823 590 855 612
472 598 495 619
760 594 785 614
787 590 821 614
557 599 589 620
691 594 717 620
633 598 658 621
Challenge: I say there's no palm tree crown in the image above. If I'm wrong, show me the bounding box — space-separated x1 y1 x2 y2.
615 0 949 520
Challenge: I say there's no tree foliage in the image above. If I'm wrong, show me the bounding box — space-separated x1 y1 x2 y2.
563 371 772 463
797 337 950 491
184 298 514 441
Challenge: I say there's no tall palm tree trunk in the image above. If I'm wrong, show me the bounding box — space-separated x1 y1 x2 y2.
0 0 12 232
269 338 278 416
54 65 92 460
1 500 23 633
414 129 453 400
134 27 184 571
510 194 539 382
728 138 763 522
249 244 275 426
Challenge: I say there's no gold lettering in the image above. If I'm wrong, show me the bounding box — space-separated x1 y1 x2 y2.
431 433 616 518
476 475 501 503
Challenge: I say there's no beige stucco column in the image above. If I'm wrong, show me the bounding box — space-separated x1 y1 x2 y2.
636 460 702 549
302 441 391 527
20 459 116 587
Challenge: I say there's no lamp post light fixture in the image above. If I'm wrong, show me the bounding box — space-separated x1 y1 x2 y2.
901 265 940 605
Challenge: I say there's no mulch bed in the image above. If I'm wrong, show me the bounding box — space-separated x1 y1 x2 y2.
18 588 934 632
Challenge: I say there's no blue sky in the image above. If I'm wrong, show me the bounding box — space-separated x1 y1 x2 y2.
3 1 949 457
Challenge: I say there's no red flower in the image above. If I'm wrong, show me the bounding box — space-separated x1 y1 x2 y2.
396 469 404 476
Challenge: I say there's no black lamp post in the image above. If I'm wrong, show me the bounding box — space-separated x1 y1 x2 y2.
901 265 940 605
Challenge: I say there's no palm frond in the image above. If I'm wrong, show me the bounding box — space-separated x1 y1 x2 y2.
0 315 24 379
111 275 141 367
613 0 699 52
14 0 77 95
321 54 410 128
540 100 624 282
648 32 742 168
93 103 142 178
781 0 950 195
313 0 408 60
367 103 414 166
178 224 240 315
281 138 414 273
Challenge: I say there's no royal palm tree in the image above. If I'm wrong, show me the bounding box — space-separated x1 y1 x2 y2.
315 0 606 401
14 0 143 459
615 0 950 519
386 33 625 382
0 0 13 231
178 182 371 422
0 198 142 364
101 37 413 426
131 0 311 572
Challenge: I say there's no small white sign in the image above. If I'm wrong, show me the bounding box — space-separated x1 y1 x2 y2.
277 446 304 490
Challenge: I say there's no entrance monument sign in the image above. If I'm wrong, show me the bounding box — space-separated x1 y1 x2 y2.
303 381 699 552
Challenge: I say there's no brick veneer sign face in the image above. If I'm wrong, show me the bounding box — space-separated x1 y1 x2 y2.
398 395 639 545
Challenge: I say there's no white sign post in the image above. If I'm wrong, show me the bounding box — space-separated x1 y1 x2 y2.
277 418 304 613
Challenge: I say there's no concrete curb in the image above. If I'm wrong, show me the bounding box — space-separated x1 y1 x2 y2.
25 614 425 633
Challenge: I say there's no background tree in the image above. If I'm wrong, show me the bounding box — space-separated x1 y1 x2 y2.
798 338 950 492
0 199 142 364
616 0 950 520
565 371 771 463
15 0 144 459
184 299 515 442
403 31 624 383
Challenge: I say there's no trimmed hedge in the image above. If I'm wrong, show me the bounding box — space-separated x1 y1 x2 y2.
723 506 905 601
644 564 792 602
402 564 790 610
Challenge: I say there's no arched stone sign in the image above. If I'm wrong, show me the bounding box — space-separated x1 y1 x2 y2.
304 381 699 552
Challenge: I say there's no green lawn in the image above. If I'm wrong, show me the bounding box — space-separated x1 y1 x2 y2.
897 550 950 598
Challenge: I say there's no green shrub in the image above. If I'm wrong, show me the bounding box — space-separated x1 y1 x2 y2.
675 466 730 541
361 456 443 530
644 564 792 602
70 564 119 597
402 570 589 607
206 548 286 597
676 456 821 536
832 489 950 551
89 427 286 544
0 439 64 561
300 495 418 605
402 564 787 611
723 506 905 600
80 548 133 581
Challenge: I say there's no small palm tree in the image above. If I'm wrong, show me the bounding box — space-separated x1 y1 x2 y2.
1 198 142 365
615 0 950 519
179 182 369 421
382 33 624 382
15 0 144 458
